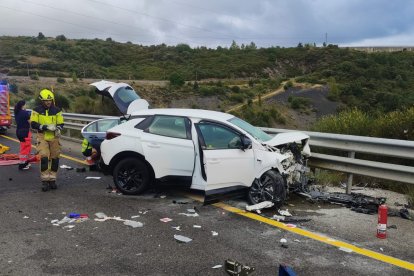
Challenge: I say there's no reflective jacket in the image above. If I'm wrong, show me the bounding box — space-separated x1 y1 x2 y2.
30 105 64 141
81 138 93 156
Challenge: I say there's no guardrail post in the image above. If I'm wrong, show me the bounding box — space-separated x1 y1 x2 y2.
346 151 355 194
67 128 71 138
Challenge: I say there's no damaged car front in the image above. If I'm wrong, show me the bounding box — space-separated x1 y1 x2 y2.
228 117 311 206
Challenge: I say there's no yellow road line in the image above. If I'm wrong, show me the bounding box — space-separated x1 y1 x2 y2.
1 134 87 165
186 194 414 272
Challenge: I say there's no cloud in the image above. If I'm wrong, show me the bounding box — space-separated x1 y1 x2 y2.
0 0 413 47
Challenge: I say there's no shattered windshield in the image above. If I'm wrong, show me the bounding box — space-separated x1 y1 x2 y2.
228 117 272 142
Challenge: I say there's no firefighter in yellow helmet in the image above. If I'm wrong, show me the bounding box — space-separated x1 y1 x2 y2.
30 89 64 191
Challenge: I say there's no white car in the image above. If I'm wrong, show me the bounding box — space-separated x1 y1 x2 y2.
85 81 311 206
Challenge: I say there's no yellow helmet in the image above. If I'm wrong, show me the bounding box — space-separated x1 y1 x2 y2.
39 89 54 101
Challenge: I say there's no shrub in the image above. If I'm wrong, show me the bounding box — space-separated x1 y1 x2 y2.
169 73 185 87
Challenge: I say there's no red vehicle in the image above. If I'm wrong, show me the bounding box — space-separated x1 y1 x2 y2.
0 80 12 134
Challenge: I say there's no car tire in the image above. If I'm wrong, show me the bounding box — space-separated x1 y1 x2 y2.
113 157 151 195
248 170 286 207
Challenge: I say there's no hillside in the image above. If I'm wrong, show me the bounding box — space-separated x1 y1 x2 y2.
2 35 414 130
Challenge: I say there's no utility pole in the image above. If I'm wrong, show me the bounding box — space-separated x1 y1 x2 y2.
325 32 328 45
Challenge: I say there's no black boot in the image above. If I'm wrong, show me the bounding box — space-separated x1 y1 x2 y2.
41 181 49 192
49 181 57 190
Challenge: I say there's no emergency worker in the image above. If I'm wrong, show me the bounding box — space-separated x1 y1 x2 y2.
30 89 64 191
81 138 100 165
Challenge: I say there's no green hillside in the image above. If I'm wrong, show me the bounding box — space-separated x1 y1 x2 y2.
1 35 414 132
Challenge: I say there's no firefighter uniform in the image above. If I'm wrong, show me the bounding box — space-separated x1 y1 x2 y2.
30 89 64 191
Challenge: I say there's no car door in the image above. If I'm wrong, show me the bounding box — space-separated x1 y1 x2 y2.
196 121 255 191
81 118 121 149
140 115 195 178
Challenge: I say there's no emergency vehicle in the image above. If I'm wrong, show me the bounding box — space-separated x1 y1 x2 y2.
0 80 12 134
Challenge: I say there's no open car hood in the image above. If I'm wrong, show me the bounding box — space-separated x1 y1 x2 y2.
90 80 149 115
263 132 310 147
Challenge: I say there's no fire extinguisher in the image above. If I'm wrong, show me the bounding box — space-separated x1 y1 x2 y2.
377 204 388 239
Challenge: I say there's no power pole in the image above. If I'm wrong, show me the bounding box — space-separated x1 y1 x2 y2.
325 32 328 45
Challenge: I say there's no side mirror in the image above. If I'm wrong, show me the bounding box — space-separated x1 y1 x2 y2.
241 135 252 150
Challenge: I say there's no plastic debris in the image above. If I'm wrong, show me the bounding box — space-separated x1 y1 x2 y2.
172 226 181 231
179 212 199 217
187 208 196 213
85 176 101 179
278 209 292 217
160 218 173 223
63 225 75 229
60 164 73 170
245 201 274 211
174 234 192 243
95 212 108 219
212 265 222 269
23 216 29 219
159 195 166 199
285 223 296 228
193 225 202 228
69 213 80 218
131 215 140 219
339 247 353 253
272 215 285 221
380 247 384 252
211 231 218 236
123 220 143 228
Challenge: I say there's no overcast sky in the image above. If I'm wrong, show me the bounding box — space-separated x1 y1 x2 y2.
0 0 413 48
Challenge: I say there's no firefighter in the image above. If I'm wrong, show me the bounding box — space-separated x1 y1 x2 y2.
30 89 64 191
81 138 100 166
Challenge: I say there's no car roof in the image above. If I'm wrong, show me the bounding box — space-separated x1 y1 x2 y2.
131 108 234 121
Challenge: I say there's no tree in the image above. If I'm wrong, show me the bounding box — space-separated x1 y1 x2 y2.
297 42 303 48
56 35 67 41
230 40 240 50
169 73 185 87
37 32 45 40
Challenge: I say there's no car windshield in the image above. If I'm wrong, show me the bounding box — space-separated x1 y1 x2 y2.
228 117 272 142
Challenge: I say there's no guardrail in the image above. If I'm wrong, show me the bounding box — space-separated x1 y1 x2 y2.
10 110 414 190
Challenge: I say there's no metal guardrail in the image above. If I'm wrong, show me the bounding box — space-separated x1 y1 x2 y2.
10 110 414 188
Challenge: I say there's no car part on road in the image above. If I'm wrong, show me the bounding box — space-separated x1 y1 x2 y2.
278 264 297 276
224 259 256 276
113 157 151 195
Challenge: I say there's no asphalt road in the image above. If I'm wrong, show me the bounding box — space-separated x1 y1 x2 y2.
0 132 413 275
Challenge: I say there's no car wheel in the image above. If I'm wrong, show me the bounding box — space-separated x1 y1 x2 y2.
248 170 286 207
113 158 151 195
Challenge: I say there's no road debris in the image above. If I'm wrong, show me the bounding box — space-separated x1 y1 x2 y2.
224 259 255 275
85 176 101 179
179 212 199 217
172 226 181 231
245 201 274 211
123 220 143 228
212 265 222 269
76 167 86 172
60 164 73 170
211 231 218 236
339 247 353 253
174 234 192 243
280 238 288 248
193 225 202 228
278 209 292 217
160 218 173 223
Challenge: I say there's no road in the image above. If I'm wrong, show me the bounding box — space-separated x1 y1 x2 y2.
0 132 413 275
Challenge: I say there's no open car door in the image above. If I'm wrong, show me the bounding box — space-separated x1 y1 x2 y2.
195 121 255 203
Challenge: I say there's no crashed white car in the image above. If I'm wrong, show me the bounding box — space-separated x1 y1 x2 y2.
85 81 311 206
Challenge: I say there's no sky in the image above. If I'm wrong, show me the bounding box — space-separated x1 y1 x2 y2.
0 0 413 48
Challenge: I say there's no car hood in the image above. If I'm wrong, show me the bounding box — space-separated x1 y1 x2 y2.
263 132 309 147
90 80 149 115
